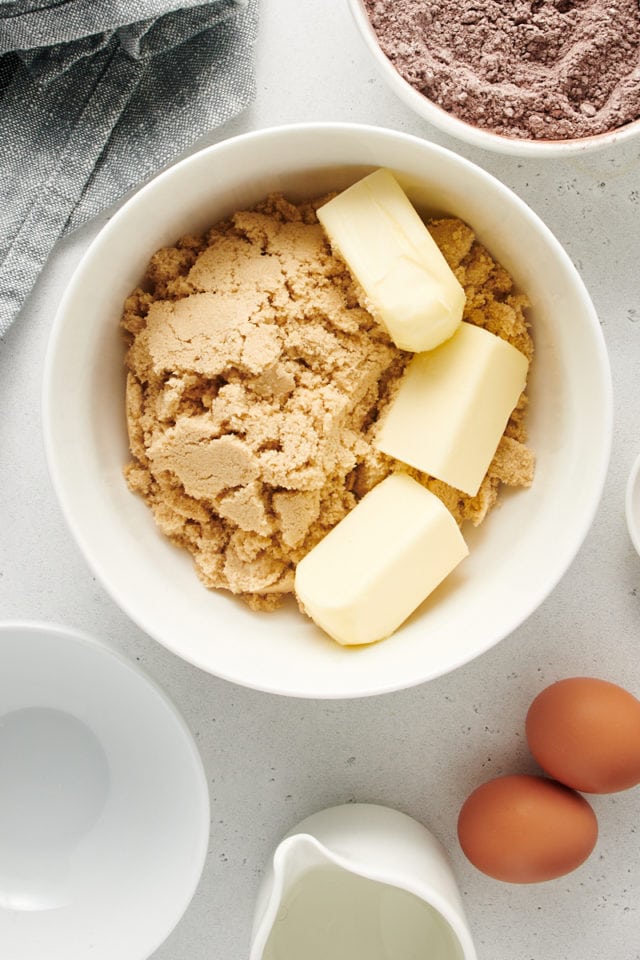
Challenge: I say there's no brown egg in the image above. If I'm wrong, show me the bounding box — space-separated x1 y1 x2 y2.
457 774 597 883
526 677 640 793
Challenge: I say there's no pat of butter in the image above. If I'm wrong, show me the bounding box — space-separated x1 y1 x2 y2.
294 473 468 646
316 169 465 352
375 322 529 497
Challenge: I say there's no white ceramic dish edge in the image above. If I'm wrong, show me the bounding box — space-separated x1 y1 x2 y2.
0 620 210 960
625 453 640 556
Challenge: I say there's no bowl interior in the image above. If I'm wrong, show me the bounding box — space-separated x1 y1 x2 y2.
0 622 209 960
43 124 612 697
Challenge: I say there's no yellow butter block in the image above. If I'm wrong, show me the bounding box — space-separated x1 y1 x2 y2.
294 473 468 646
317 169 465 352
375 322 529 497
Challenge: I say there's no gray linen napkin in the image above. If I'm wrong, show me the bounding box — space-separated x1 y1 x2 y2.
0 0 258 336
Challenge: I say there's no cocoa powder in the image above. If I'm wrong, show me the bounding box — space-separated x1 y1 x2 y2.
364 0 640 140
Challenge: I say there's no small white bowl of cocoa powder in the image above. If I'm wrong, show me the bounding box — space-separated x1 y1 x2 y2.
43 123 612 697
350 0 640 156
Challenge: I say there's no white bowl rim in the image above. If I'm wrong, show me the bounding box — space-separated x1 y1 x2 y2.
625 452 640 557
42 121 614 698
347 0 640 158
0 618 211 958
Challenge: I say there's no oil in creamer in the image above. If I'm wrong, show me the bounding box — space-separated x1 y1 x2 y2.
262 863 464 960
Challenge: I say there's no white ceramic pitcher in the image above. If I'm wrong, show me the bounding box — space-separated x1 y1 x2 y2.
250 803 477 960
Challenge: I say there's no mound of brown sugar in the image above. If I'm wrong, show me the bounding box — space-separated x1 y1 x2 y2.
364 0 640 140
122 194 534 610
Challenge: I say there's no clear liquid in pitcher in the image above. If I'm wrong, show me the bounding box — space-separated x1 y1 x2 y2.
263 863 464 960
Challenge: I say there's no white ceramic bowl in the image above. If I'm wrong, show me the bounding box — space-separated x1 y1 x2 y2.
347 0 640 158
626 452 640 557
0 621 209 960
44 123 612 698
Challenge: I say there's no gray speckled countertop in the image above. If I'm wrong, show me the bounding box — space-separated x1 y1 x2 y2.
1 2 639 958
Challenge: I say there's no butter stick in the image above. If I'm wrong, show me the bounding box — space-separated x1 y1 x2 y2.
294 473 468 646
317 169 465 352
375 322 529 497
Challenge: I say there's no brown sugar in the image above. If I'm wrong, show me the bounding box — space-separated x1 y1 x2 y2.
122 192 534 610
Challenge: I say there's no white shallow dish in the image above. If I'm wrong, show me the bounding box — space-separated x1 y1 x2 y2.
43 123 612 698
0 621 209 960
347 0 640 158
626 452 640 556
